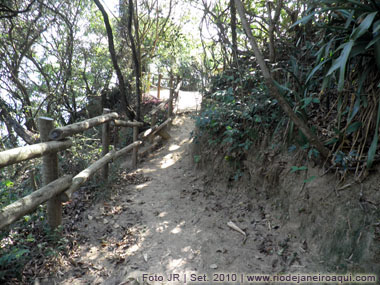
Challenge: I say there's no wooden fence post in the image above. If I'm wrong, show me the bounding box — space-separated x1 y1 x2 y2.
168 74 174 118
102 108 111 180
157 73 162 99
114 126 119 149
39 117 61 228
150 114 157 144
146 72 151 94
132 125 139 168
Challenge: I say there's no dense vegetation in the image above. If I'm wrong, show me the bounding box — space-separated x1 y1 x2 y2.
1 0 380 281
195 0 380 182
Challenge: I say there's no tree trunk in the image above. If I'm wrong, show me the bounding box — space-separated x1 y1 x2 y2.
234 0 330 159
0 102 37 145
127 0 142 121
93 0 135 120
267 0 283 63
230 0 238 67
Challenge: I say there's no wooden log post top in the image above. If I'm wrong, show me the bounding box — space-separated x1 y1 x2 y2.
157 73 162 99
101 108 111 180
49 112 119 140
0 139 72 168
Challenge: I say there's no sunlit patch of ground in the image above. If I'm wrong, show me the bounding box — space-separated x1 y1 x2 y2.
149 88 202 113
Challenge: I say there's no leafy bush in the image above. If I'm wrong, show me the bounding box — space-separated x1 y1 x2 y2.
292 0 380 173
194 69 286 165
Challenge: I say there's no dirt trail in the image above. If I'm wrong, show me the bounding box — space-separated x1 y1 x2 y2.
55 92 312 285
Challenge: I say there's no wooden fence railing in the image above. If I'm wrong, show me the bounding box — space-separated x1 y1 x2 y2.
0 87 179 230
148 73 181 100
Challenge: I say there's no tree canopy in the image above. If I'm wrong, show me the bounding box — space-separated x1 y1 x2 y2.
2 0 380 174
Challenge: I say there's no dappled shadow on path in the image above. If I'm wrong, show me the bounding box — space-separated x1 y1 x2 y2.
55 114 310 285
56 115 213 284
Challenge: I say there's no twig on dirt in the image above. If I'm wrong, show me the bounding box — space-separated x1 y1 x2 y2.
227 221 247 243
336 182 356 192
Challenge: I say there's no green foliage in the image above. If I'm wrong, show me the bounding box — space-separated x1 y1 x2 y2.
288 0 380 174
0 224 69 282
304 176 317 183
0 179 15 207
0 246 30 280
194 155 201 163
194 67 285 166
290 166 308 173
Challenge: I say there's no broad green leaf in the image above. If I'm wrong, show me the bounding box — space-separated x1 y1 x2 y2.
346 121 362 134
306 59 330 83
348 96 361 124
326 42 351 76
304 176 317 183
290 13 316 28
330 41 354 91
302 97 313 109
273 80 293 94
349 43 368 58
366 34 380 49
325 138 339 145
344 10 355 29
5 180 14 187
290 166 308 173
351 12 378 40
373 20 380 34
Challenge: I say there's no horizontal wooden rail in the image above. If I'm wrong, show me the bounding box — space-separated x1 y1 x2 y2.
113 120 144 128
114 140 143 160
0 139 72 168
49 112 119 140
62 140 143 201
142 118 172 140
0 175 73 229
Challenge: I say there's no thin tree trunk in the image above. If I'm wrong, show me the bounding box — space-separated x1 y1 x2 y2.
0 102 37 145
93 0 135 120
267 0 283 62
230 0 238 67
127 0 142 120
234 0 329 158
